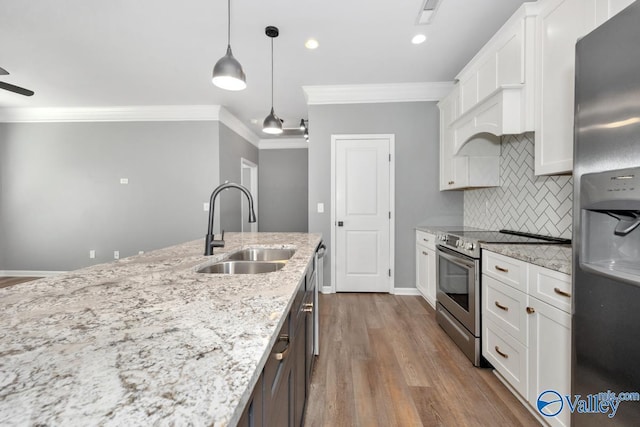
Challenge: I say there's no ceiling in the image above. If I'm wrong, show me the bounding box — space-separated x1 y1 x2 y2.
0 0 529 138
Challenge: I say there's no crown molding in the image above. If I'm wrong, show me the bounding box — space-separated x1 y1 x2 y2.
259 138 308 150
218 107 260 147
302 81 454 105
0 105 220 123
0 104 261 147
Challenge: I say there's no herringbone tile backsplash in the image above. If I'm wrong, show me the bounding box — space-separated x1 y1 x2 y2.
464 132 573 239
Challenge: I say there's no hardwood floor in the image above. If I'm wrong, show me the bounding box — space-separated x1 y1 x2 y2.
0 277 41 289
304 293 539 427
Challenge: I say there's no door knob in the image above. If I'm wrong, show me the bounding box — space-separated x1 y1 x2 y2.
337 221 344 227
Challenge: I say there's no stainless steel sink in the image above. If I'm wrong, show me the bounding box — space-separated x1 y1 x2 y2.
227 248 295 262
197 260 286 274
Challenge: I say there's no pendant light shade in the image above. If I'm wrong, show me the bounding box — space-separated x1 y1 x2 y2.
263 107 283 134
263 26 283 135
212 45 246 91
212 0 246 91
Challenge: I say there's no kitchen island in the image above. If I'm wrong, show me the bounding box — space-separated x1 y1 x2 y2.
0 232 322 426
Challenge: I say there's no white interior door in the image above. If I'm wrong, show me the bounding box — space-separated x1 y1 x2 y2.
334 136 392 292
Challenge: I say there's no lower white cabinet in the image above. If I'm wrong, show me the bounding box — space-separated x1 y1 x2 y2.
481 250 571 427
528 297 571 427
415 230 436 308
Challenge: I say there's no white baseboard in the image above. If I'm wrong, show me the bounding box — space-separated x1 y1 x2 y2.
0 270 66 277
392 287 421 296
321 285 333 294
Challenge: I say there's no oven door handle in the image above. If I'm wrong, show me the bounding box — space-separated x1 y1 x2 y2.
436 246 477 270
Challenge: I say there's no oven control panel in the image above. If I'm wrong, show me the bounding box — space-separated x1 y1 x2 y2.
437 234 480 258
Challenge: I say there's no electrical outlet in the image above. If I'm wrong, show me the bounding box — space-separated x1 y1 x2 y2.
114 250 120 259
89 250 95 259
203 202 210 212
138 250 144 255
317 202 324 213
120 178 129 184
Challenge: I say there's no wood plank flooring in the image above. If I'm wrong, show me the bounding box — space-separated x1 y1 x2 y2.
304 293 539 427
0 276 41 289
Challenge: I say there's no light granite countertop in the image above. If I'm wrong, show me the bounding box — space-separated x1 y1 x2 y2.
0 232 322 426
481 243 572 275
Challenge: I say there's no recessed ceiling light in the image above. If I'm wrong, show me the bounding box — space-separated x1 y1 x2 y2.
412 34 427 44
305 38 319 50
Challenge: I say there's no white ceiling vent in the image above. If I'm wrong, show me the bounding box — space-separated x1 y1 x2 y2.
417 0 442 25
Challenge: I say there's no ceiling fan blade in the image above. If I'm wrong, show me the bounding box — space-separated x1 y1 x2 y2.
0 67 8 75
0 81 35 96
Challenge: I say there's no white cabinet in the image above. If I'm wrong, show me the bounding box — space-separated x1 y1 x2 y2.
527 297 571 427
415 230 436 308
481 250 571 426
456 3 537 126
438 3 538 191
534 0 635 175
438 90 501 191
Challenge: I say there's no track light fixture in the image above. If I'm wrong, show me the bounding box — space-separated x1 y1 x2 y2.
299 119 309 141
212 0 246 91
263 26 283 135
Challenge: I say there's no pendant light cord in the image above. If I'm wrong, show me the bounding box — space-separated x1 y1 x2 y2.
270 37 274 108
227 0 231 46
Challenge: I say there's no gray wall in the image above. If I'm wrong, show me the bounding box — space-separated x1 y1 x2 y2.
258 148 308 232
308 102 464 289
0 121 220 271
218 123 259 233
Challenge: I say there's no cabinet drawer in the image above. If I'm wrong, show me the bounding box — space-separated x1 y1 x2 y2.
483 318 528 400
529 265 571 313
483 250 528 291
416 230 436 251
483 275 529 345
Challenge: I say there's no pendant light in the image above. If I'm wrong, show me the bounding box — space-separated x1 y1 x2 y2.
212 0 246 91
263 26 283 135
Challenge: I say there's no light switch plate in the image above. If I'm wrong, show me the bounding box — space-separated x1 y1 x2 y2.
317 202 324 213
120 178 129 184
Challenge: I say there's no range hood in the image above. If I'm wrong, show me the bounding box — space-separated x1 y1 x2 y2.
450 84 531 156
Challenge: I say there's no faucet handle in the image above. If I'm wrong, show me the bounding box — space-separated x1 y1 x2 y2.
211 230 225 248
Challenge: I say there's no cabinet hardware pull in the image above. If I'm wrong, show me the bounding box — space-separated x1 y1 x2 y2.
274 334 290 360
423 238 429 243
495 265 509 273
448 181 455 185
422 251 428 256
302 302 314 313
495 346 509 359
494 301 509 311
526 306 535 314
554 287 571 298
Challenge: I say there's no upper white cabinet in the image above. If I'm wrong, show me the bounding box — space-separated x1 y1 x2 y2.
438 90 500 190
534 0 635 175
438 3 537 191
453 3 538 141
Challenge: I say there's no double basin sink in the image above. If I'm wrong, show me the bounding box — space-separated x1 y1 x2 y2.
197 248 295 274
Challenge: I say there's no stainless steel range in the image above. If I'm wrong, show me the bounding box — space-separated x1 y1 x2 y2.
435 229 570 366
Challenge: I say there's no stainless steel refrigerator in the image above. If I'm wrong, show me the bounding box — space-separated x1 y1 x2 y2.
573 2 640 425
